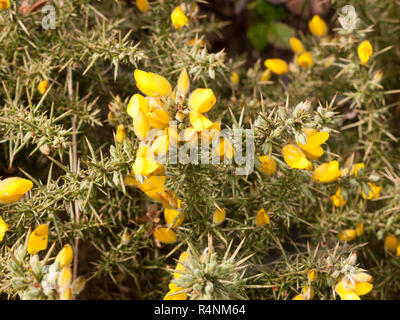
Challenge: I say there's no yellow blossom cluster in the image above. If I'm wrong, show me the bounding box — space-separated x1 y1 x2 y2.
261 15 373 81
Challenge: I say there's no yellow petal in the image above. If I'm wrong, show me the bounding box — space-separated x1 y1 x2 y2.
213 208 226 225
292 294 305 300
134 70 172 97
358 40 373 65
0 177 33 204
154 227 177 244
56 244 74 269
136 0 150 12
331 187 347 207
164 208 184 228
0 216 9 242
147 107 170 129
361 183 382 200
350 163 365 177
255 208 270 227
127 93 149 117
171 6 188 30
38 80 49 94
308 15 327 37
337 229 357 241
384 235 398 252
116 124 126 143
58 266 73 289
188 88 216 113
354 281 373 296
264 59 288 75
312 160 341 183
28 224 49 255
339 292 361 300
289 37 304 54
257 155 276 175
297 52 313 68
281 144 310 169
176 68 190 103
189 111 214 131
356 222 364 237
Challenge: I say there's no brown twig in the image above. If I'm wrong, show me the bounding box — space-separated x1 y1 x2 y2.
67 67 80 282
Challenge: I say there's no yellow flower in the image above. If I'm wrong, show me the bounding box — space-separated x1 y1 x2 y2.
188 88 216 113
0 0 9 10
292 294 305 300
384 235 398 253
147 107 170 129
289 37 304 54
0 216 9 242
0 177 33 204
351 163 365 176
230 71 239 85
297 52 313 68
358 40 373 65
281 144 311 169
116 124 126 143
151 130 170 157
154 227 177 244
260 69 271 82
397 243 400 256
134 69 172 97
361 182 382 200
164 202 184 228
136 0 150 12
137 176 179 209
213 137 234 160
171 6 188 30
312 161 341 183
38 80 49 95
133 146 164 178
213 207 226 225
335 277 373 300
331 187 347 207
189 111 214 132
255 208 270 227
356 222 364 237
55 244 74 269
175 68 190 103
308 15 327 37
297 129 329 160
308 270 317 282
58 266 72 289
264 59 288 75
257 155 276 175
127 94 150 140
28 224 49 255
337 229 357 242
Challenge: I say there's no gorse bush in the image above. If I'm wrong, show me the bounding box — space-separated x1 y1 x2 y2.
0 0 400 300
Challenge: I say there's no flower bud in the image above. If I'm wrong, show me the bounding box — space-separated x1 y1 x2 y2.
58 266 72 289
56 244 74 269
